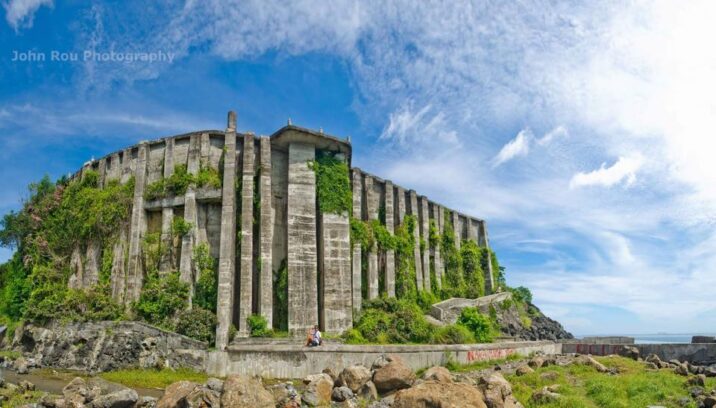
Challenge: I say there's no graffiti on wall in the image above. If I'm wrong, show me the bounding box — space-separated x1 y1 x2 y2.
466 348 515 362
572 344 623 356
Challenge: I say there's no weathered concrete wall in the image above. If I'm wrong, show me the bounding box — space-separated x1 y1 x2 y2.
208 341 561 378
287 142 318 335
562 342 716 364
68 113 493 349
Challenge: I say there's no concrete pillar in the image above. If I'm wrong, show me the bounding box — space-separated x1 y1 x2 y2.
200 133 211 167
468 219 479 243
384 181 395 297
396 187 406 225
97 158 107 188
351 168 363 312
84 241 100 288
237 133 255 337
68 246 83 290
258 137 273 327
108 153 121 182
179 134 200 296
215 113 238 350
126 142 149 304
364 175 379 299
409 190 423 291
481 220 495 294
110 227 128 302
434 205 445 290
320 212 352 334
120 148 133 184
160 138 175 273
451 211 461 250
420 196 431 292
287 142 318 335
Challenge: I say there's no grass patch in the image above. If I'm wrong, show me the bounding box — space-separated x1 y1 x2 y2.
0 349 22 359
100 367 209 389
507 356 716 408
0 389 44 407
447 353 524 372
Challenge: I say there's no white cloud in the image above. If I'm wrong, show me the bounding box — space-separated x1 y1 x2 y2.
537 125 568 146
379 103 459 149
492 129 532 168
3 0 51 30
569 156 644 189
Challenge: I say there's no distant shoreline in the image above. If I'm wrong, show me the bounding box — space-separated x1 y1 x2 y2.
575 333 716 344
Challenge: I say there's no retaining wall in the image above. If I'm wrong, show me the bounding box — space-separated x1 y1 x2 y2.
563 342 716 364
206 341 562 378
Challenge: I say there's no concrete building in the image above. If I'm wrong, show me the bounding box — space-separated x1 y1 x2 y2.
69 112 492 350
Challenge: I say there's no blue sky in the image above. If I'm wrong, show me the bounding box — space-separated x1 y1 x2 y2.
2 0 716 335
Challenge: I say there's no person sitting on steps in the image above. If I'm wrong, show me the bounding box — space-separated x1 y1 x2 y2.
305 325 322 347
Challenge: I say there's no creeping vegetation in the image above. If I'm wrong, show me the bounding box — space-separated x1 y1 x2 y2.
312 152 352 215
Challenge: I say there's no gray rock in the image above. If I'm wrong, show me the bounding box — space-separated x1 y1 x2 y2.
14 357 29 374
332 386 354 402
205 378 224 393
89 389 139 408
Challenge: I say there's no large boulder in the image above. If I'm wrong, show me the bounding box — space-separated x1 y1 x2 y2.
574 355 608 373
372 355 416 393
63 377 101 406
185 385 220 407
332 386 354 402
478 373 514 408
157 381 199 408
221 375 274 408
422 366 452 383
393 380 487 408
88 389 139 408
338 365 372 393
302 373 334 407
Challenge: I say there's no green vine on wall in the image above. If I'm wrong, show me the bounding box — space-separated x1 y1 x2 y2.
311 151 352 215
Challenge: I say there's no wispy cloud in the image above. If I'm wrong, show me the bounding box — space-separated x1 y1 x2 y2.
492 128 532 167
569 156 644 189
3 0 51 31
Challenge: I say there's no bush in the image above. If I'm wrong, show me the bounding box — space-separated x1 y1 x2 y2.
192 244 217 312
432 324 476 344
510 286 533 304
175 307 216 343
133 271 189 330
195 166 222 189
457 307 497 343
352 298 432 344
247 314 272 337
416 290 439 313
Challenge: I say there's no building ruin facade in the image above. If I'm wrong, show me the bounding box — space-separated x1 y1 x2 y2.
69 111 494 349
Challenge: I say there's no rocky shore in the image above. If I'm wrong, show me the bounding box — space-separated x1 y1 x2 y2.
3 346 716 407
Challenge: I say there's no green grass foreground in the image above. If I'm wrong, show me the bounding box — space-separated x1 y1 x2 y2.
99 367 209 389
505 356 716 408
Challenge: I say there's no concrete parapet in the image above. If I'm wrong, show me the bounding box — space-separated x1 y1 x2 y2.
208 340 561 378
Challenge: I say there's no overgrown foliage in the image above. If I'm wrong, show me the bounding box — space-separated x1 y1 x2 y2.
132 271 189 330
312 151 352 215
0 173 133 325
247 313 272 337
174 307 216 343
145 164 222 201
193 243 217 312
457 306 498 343
272 259 288 331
